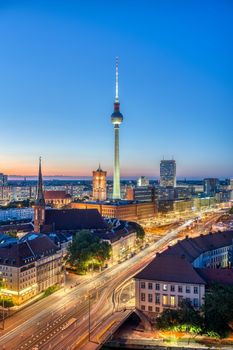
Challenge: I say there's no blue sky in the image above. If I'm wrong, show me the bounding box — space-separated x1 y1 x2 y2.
0 0 232 178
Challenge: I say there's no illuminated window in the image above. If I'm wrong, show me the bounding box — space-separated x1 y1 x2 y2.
170 295 175 307
163 284 168 291
162 295 168 305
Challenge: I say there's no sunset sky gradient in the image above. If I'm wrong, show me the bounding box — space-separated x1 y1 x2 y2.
0 0 232 178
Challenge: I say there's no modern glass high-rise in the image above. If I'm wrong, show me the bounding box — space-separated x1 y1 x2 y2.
160 160 176 187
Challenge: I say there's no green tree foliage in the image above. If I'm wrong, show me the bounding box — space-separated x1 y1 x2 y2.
202 284 233 338
66 230 111 273
0 298 15 308
157 300 203 335
157 285 233 339
129 222 145 240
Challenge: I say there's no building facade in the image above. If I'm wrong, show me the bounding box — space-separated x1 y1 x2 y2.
71 201 157 221
135 230 233 320
160 159 176 187
44 190 72 208
137 176 149 187
0 235 63 304
204 178 220 196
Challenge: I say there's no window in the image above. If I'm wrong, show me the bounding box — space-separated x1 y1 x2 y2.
155 294 160 304
163 284 168 291
140 282 145 289
155 283 160 291
194 286 198 294
155 307 160 312
170 285 175 292
148 282 153 290
193 298 199 307
170 295 175 307
186 286 191 293
148 306 153 312
162 295 168 306
178 296 183 306
141 305 145 310
178 286 183 293
141 293 145 302
148 294 153 303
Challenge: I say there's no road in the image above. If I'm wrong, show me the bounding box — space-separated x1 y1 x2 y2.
0 211 224 350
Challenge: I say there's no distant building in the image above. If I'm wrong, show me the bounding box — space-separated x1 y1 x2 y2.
137 176 149 187
0 234 63 304
125 186 155 202
203 178 219 196
92 165 107 201
44 190 72 208
135 231 233 320
71 201 157 221
0 173 8 186
160 160 176 187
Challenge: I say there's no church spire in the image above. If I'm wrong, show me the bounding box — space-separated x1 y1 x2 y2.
36 156 45 206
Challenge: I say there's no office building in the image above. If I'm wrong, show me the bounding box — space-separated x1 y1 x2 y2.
203 178 219 196
0 173 8 186
125 186 155 202
137 176 149 187
160 159 176 187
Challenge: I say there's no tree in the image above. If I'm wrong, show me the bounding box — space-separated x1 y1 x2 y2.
156 299 203 336
202 284 233 338
129 222 145 240
66 230 111 273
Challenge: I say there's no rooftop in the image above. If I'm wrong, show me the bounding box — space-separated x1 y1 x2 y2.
42 208 106 232
135 254 206 285
0 235 59 267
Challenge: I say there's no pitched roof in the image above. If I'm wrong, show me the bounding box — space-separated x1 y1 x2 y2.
0 235 59 267
196 268 233 286
163 231 233 262
135 254 206 285
43 208 106 231
0 223 34 234
44 190 71 200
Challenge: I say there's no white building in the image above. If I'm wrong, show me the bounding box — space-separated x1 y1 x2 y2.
135 230 233 320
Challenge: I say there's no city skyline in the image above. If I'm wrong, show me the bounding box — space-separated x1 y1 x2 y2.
0 1 232 178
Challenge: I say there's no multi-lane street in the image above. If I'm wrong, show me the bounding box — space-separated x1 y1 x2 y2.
0 210 225 350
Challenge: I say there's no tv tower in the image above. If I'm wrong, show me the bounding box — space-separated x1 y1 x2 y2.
111 58 123 200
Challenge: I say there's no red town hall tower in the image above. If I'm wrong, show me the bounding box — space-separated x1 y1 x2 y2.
34 157 45 232
92 165 107 201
